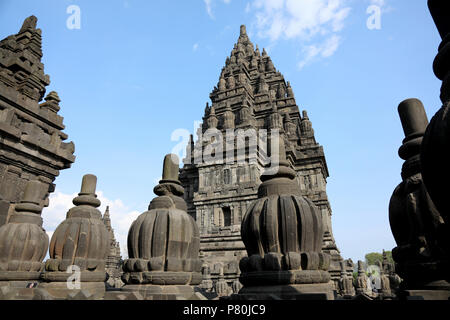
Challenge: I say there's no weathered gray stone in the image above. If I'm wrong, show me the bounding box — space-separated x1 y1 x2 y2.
102 206 123 289
233 137 334 300
121 154 201 299
179 25 348 291
390 98 449 295
0 16 75 227
40 174 109 299
0 180 48 280
337 260 355 298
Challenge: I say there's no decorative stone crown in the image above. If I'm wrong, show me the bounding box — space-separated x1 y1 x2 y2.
122 154 202 285
239 140 330 286
0 180 48 275
45 174 109 277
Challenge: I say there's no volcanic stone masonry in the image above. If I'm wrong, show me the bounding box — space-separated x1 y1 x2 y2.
102 206 123 289
0 16 75 226
386 0 449 300
120 154 203 300
179 24 350 289
232 133 335 300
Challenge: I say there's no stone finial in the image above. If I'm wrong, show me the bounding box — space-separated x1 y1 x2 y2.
287 81 295 97
45 174 109 274
73 174 101 208
162 153 179 181
302 110 309 120
394 99 428 181
262 48 267 57
19 15 38 33
398 98 429 144
122 154 202 288
204 102 210 116
104 205 110 218
206 105 219 129
240 25 247 36
300 110 314 138
40 91 61 113
0 180 48 274
80 174 97 194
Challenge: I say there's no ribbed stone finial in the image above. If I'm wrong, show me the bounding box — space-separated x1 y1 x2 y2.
0 179 48 274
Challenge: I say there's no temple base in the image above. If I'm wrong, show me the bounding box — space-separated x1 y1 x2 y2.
397 280 450 300
231 282 335 300
120 284 206 300
38 281 106 299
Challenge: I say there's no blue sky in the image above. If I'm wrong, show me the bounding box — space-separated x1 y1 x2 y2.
0 0 442 263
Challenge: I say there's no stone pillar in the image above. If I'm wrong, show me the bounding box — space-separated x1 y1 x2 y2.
121 154 202 299
0 181 48 286
40 174 109 299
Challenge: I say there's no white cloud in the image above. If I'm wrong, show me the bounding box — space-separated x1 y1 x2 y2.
193 43 199 51
248 0 351 69
204 0 214 19
42 190 141 259
204 0 232 19
298 34 340 69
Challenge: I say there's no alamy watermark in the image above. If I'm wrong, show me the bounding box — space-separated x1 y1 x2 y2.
66 5 81 30
66 264 81 289
366 5 381 30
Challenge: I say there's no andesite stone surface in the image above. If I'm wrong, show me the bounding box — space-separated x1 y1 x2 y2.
179 24 348 291
121 154 203 300
231 134 334 300
0 16 75 227
40 174 109 299
0 180 48 283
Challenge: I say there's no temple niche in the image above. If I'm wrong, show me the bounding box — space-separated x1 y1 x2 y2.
179 24 349 290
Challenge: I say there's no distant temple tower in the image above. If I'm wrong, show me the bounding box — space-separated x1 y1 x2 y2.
179 25 346 287
0 16 75 226
102 206 123 288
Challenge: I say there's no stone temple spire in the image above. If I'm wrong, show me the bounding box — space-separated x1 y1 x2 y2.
0 15 75 225
102 206 123 289
180 24 345 290
0 15 49 101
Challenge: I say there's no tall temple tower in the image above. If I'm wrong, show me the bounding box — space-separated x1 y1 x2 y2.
102 206 123 288
179 25 346 287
